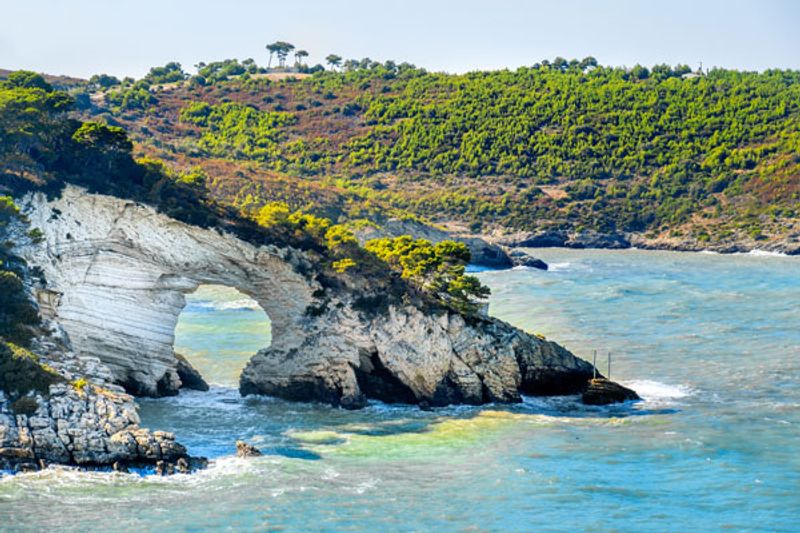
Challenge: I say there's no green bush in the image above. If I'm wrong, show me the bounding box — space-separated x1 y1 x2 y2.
365 236 489 314
0 341 63 399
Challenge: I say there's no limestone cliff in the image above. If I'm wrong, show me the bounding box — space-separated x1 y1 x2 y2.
1 185 596 469
14 186 593 407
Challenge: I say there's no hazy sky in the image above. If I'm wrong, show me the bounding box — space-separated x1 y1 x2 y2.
2 0 799 79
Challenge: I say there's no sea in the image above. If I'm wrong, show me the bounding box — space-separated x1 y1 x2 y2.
1 248 798 532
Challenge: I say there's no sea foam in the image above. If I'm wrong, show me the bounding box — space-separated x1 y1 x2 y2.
621 379 693 404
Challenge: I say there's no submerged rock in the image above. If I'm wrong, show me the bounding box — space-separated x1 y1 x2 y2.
235 440 263 458
581 378 640 405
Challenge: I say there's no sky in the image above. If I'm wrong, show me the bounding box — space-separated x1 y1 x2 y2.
1 0 799 79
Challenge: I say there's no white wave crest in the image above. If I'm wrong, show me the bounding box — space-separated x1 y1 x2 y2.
622 379 692 403
548 262 572 272
191 299 263 312
745 249 790 258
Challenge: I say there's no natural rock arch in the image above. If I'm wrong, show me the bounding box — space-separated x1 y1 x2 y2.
19 186 595 409
21 186 315 397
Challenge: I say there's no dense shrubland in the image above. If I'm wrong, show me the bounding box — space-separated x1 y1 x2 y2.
250 201 490 311
70 56 799 244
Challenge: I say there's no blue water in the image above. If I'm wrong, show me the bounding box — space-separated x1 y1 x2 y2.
1 249 798 532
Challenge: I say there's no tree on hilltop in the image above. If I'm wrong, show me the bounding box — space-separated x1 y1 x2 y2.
268 41 295 68
579 56 598 71
295 50 309 68
266 43 279 68
326 54 342 71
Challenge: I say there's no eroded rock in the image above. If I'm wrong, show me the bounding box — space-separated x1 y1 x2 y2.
16 186 596 409
235 440 262 457
175 353 209 392
581 378 641 405
508 249 548 270
0 186 607 472
0 378 201 472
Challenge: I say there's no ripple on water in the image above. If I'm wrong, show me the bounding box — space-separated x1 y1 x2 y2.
3 248 799 532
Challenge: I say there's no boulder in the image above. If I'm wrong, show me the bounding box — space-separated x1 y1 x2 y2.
175 353 209 392
235 440 262 458
508 249 548 270
581 379 640 405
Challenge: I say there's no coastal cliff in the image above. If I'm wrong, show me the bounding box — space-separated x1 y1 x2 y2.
0 186 595 470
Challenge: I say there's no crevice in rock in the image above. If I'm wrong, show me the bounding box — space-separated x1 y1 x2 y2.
431 373 468 406
353 349 417 404
156 372 179 397
519 368 592 396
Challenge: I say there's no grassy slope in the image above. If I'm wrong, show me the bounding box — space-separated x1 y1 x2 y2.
49 66 800 252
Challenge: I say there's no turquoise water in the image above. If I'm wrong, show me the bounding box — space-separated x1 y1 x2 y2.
1 249 798 532
173 285 272 387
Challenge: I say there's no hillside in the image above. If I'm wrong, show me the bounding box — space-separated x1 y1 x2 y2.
5 57 800 252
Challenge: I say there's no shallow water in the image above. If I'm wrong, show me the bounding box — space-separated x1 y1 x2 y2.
2 249 798 532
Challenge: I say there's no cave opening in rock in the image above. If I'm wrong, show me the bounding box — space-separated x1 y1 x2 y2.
174 285 271 390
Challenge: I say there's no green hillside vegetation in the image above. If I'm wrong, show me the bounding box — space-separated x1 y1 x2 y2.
0 72 491 324
78 56 798 248
0 192 62 407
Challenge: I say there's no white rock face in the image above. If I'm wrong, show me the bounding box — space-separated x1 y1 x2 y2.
17 186 594 408
18 186 315 396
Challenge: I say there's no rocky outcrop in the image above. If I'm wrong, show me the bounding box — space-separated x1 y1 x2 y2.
240 305 594 408
1 186 605 469
0 376 201 472
17 186 316 399
235 440 262 457
495 229 631 250
508 249 548 270
581 378 640 405
354 218 513 268
0 324 206 472
12 186 594 410
175 353 209 392
492 227 800 255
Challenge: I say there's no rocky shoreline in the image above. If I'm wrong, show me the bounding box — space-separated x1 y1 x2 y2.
0 187 613 473
0 376 207 475
485 228 800 256
370 221 799 274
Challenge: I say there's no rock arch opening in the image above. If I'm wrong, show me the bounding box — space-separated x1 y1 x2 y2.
174 285 271 391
